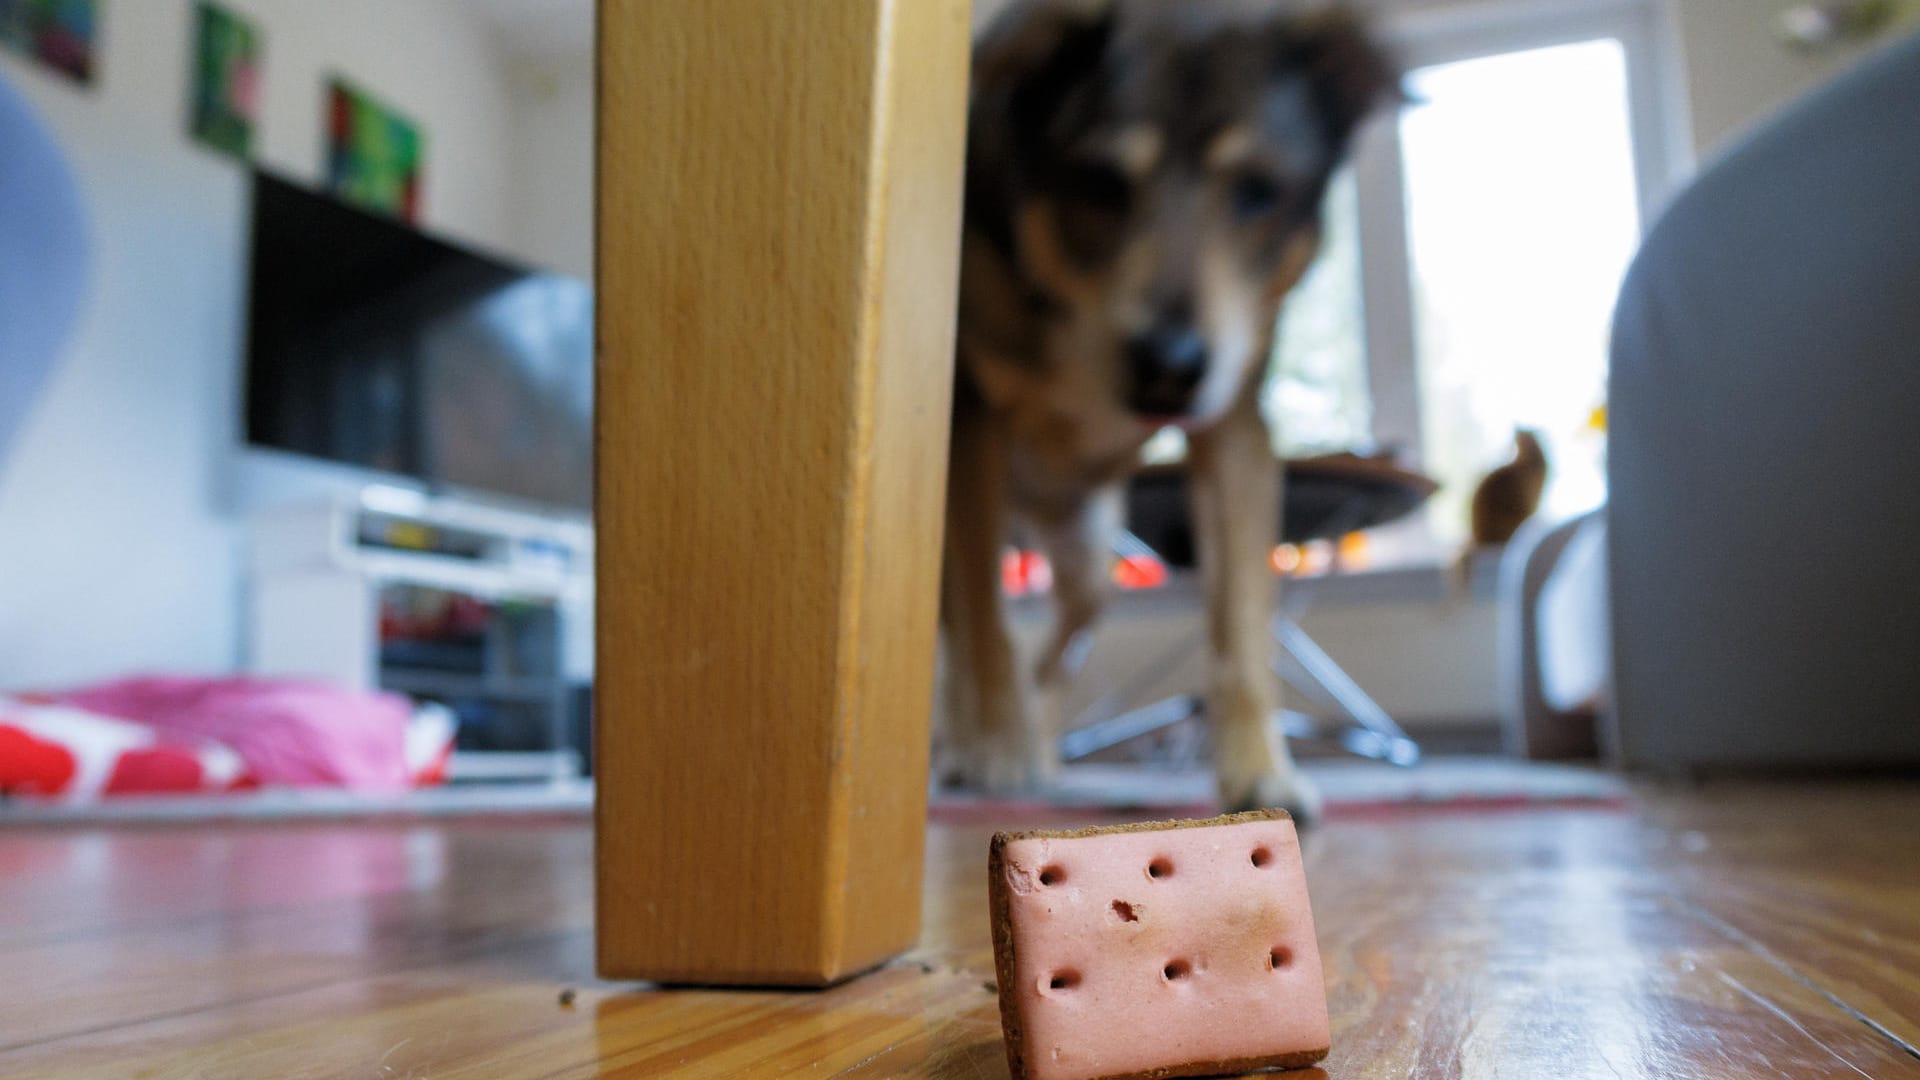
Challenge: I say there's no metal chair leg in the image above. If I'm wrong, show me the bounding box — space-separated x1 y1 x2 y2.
1056 527 1421 769
1272 616 1420 765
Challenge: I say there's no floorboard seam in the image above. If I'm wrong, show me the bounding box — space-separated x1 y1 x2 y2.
0 927 586 1058
1678 897 1920 1064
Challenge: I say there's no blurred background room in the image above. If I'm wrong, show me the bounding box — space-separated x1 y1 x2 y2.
6 0 1916 819
3 1 1918 1076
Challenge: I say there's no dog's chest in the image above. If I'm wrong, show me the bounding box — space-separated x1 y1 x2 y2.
1004 412 1150 523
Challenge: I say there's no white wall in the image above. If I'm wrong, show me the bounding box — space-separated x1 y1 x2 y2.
1669 0 1920 156
505 58 594 279
1020 593 1501 731
0 0 525 687
0 106 248 688
236 0 520 254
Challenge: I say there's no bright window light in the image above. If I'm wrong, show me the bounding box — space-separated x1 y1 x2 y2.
1401 38 1640 542
1268 167 1370 457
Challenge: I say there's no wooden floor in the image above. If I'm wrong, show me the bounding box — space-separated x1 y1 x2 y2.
3 781 1917 1079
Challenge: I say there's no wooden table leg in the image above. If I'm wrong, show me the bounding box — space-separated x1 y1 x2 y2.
594 0 971 986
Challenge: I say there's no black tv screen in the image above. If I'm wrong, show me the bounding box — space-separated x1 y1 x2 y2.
245 172 593 511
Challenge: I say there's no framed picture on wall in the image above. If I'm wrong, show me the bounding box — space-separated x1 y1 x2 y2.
0 0 97 84
325 77 423 223
189 1 259 159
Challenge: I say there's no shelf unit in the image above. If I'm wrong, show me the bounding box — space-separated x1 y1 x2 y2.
247 488 593 783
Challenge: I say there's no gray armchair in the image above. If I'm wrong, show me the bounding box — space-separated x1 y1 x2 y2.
1607 32 1920 773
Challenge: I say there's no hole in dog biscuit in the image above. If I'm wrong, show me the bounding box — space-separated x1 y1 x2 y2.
1111 899 1138 922
1045 969 1081 993
1250 846 1273 868
1146 857 1173 880
1270 946 1293 970
1162 959 1192 981
1038 865 1065 887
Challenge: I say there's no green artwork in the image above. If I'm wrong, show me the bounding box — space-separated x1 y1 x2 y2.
327 78 423 222
190 2 260 159
0 0 97 83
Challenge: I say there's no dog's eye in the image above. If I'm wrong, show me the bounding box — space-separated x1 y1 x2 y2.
1231 173 1284 219
1062 162 1132 216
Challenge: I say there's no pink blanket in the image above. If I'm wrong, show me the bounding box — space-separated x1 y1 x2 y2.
55 676 418 793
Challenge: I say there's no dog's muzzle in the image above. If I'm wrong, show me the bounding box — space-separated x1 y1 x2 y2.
1124 324 1209 419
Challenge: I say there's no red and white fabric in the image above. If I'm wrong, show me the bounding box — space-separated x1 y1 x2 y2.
1 678 459 802
0 698 249 802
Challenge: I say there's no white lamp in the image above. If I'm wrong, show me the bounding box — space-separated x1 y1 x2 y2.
1779 0 1896 51
0 72 89 468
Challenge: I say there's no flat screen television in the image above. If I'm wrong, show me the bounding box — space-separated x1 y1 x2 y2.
244 171 593 511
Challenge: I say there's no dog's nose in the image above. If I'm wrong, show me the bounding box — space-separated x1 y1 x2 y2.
1125 326 1209 417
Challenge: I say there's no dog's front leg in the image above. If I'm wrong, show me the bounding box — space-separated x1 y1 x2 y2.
940 409 1045 794
1028 488 1119 773
1187 390 1322 821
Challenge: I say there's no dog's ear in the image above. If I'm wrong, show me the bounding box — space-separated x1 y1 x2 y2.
973 0 1117 158
1273 9 1405 149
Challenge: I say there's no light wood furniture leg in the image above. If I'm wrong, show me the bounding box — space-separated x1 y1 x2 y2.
594 0 972 985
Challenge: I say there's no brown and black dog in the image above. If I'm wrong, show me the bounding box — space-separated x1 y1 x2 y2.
942 0 1399 820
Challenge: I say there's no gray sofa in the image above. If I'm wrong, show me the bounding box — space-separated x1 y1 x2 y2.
1607 32 1920 773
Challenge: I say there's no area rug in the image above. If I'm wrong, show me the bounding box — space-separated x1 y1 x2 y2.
928 757 1631 825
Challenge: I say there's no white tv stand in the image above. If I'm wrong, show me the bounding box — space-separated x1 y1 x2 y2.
247 487 593 784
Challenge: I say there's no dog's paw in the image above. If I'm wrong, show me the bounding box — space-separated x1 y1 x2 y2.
943 730 1055 796
1220 768 1323 828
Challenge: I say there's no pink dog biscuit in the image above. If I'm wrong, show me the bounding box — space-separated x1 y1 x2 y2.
988 810 1329 1080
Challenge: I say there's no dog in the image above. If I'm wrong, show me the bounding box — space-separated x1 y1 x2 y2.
941 0 1400 820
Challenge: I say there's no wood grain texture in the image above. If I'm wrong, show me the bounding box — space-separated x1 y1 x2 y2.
595 0 971 985
2 783 1918 1077
1641 785 1920 1051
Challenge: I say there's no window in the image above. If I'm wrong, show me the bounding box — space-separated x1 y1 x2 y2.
1399 39 1640 542
1268 169 1371 457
